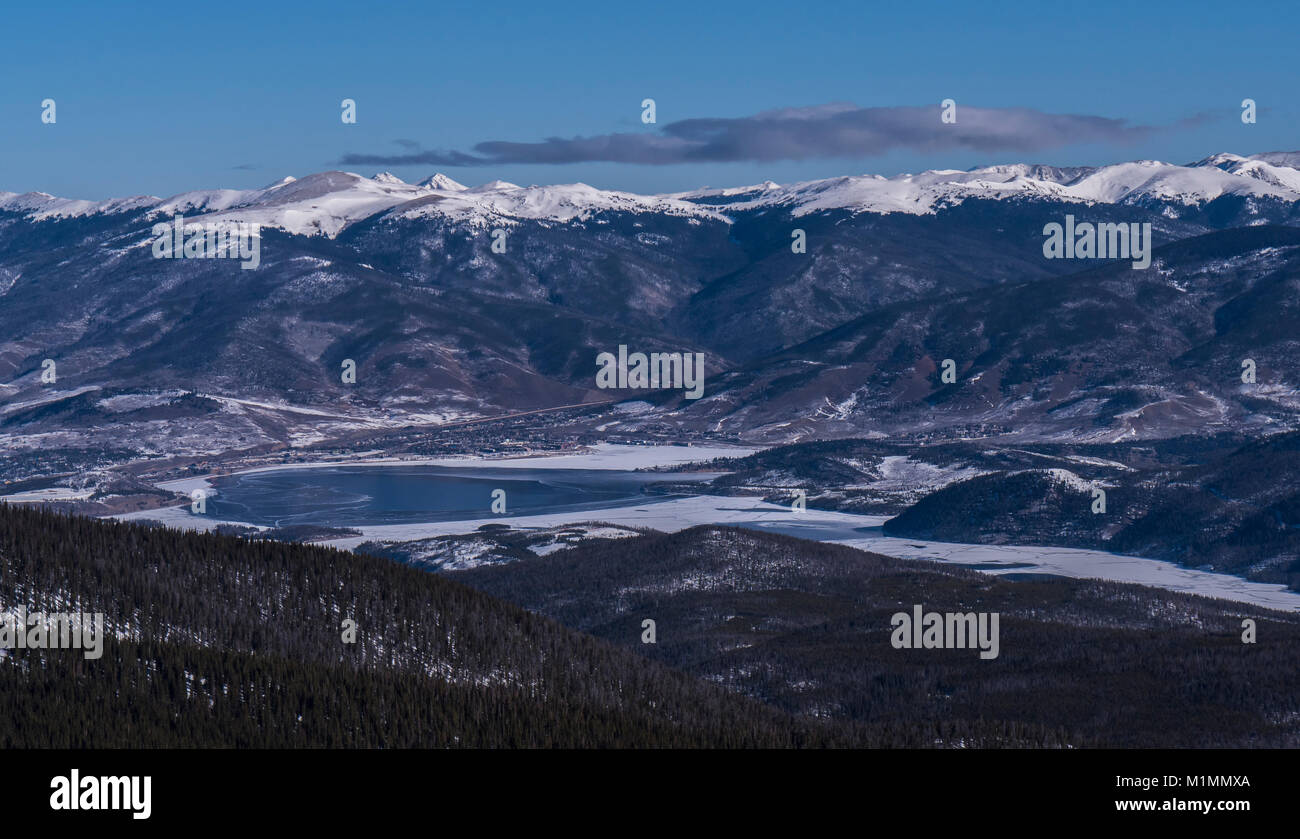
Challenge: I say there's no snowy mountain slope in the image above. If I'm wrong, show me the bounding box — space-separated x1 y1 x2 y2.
381 180 729 229
150 171 439 237
0 191 157 220
1251 151 1300 170
1194 152 1300 192
0 172 436 235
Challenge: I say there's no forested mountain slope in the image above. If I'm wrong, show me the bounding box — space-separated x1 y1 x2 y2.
458 525 1300 747
0 505 858 747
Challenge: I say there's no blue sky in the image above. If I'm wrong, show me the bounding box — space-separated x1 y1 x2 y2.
1 0 1296 199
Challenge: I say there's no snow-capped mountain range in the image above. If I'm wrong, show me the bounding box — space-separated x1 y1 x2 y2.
2 152 1298 238
678 152 1300 216
3 138 1300 537
0 170 724 238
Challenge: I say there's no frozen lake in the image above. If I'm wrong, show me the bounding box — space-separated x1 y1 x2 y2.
198 464 719 527
120 445 1300 612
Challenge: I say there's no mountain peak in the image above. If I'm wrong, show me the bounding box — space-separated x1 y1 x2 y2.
1250 150 1300 169
1193 152 1248 169
372 172 406 185
468 179 521 193
418 173 468 192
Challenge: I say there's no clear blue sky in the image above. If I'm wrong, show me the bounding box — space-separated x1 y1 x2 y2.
2 0 1296 199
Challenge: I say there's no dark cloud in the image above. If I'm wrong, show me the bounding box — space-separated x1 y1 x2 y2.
339 103 1163 168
